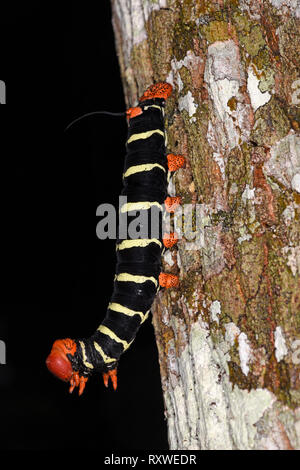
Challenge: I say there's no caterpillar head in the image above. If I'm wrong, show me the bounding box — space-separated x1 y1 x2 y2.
46 338 76 382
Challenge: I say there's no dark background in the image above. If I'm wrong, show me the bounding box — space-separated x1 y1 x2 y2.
0 1 168 450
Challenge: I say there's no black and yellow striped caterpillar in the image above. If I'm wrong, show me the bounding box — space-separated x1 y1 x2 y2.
46 82 185 395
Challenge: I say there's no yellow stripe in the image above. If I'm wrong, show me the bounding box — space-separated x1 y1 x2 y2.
116 272 158 287
141 311 150 323
123 163 166 178
120 201 162 213
144 104 165 116
116 239 162 250
127 129 164 144
93 341 117 364
143 105 162 111
143 105 164 117
109 302 149 322
98 325 133 351
79 341 94 369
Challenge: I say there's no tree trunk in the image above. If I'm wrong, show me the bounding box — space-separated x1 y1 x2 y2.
111 0 300 450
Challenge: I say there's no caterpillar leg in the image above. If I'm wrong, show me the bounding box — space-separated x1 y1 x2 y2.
159 272 179 288
102 368 118 391
163 232 179 248
167 154 186 172
69 372 88 396
164 196 182 213
139 82 173 102
126 106 143 120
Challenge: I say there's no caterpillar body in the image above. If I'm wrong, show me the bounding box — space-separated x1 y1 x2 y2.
46 82 185 395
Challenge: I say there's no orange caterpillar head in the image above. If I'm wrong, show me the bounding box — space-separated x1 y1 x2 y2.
139 82 172 102
46 338 76 382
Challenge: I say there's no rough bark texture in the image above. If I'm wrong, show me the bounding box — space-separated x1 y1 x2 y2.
111 0 300 450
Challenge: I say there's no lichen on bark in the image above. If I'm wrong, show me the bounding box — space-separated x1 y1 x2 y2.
111 0 300 449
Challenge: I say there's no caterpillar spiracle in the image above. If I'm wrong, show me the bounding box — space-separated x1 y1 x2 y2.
46 82 185 395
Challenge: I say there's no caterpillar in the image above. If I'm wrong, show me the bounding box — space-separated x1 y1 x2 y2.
46 82 185 395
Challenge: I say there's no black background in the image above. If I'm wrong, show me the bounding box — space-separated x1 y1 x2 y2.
0 1 168 450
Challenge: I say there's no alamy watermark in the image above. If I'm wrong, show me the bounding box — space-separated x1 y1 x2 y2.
0 80 6 104
96 196 207 250
0 340 6 364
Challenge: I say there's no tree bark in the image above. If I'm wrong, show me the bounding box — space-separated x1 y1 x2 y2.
111 0 300 450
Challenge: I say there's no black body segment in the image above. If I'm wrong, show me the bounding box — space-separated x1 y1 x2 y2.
71 98 168 377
